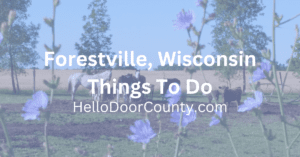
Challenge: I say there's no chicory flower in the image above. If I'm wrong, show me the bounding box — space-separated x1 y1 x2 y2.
238 91 263 112
170 107 196 127
128 119 156 144
209 110 222 127
252 62 271 82
22 91 48 120
173 10 196 30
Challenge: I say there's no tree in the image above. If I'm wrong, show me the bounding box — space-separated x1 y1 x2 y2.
288 33 300 77
0 1 40 94
213 54 241 88
75 0 113 74
113 58 136 70
211 0 270 91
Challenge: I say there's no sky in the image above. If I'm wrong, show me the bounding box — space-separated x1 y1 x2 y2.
26 0 300 70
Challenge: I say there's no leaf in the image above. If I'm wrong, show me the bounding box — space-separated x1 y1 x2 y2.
44 44 53 52
55 77 60 87
43 77 60 89
43 80 55 89
54 44 61 54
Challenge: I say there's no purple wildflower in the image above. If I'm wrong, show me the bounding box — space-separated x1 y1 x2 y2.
128 119 156 144
173 10 196 30
238 91 263 112
261 62 272 72
209 110 222 127
252 62 271 82
22 91 48 120
170 107 197 127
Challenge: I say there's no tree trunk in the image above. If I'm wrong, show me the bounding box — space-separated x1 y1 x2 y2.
9 52 16 94
33 67 36 93
14 69 20 92
243 62 246 93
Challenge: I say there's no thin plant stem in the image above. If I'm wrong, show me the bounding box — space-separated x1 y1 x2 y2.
174 110 183 157
289 131 300 148
143 143 147 157
155 119 161 157
0 112 14 156
280 30 298 94
50 2 57 105
258 117 273 157
278 13 300 27
272 1 290 156
186 3 219 104
226 128 239 157
44 120 50 157
50 89 53 104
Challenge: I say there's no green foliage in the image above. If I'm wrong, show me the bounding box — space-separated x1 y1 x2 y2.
43 77 60 89
0 0 40 94
214 60 241 88
288 34 300 77
113 58 136 70
274 61 287 71
211 0 270 86
75 0 113 72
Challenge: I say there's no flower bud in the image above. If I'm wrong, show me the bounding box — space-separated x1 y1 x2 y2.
44 17 53 27
223 21 231 27
8 10 16 26
238 27 243 33
209 13 216 20
187 39 193 47
54 0 60 7
233 18 237 27
196 0 207 8
156 113 160 119
261 49 271 60
1 22 8 38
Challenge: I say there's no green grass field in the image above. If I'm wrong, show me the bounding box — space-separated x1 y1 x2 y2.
0 89 299 156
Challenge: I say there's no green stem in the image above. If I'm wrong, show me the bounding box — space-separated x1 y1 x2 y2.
143 143 147 157
155 119 161 157
226 129 239 157
288 131 300 149
272 1 290 156
277 13 300 27
174 110 183 157
50 89 53 104
50 3 57 105
44 120 50 157
0 112 14 156
258 117 273 157
280 30 298 94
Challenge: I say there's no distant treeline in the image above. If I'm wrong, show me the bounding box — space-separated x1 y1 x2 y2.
154 62 288 71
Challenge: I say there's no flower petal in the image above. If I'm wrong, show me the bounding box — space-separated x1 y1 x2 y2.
33 91 48 109
128 119 156 144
